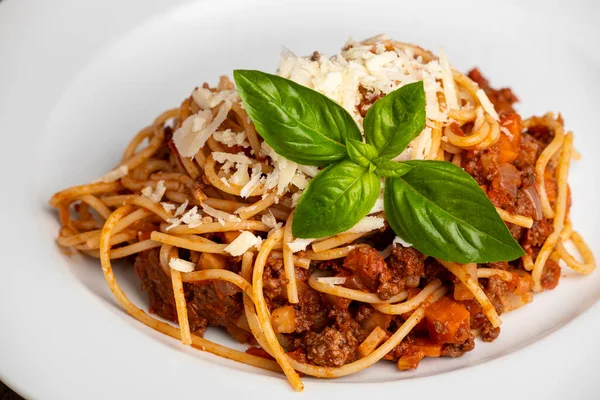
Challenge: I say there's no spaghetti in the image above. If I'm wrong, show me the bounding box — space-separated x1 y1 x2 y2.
50 35 595 391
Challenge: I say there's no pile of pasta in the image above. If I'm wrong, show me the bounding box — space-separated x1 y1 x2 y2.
50 38 595 391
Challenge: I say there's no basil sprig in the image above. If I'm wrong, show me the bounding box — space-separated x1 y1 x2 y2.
234 71 525 263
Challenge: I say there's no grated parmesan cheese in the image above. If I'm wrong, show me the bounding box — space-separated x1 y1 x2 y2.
180 206 200 224
287 238 315 253
166 205 203 230
174 200 189 217
169 257 196 273
229 163 250 187
192 87 238 109
220 177 231 187
141 180 166 203
240 164 264 198
277 34 456 160
276 160 297 195
316 276 347 285
345 216 385 234
165 218 182 231
290 173 309 190
438 48 458 110
161 202 176 213
212 152 254 165
291 191 303 207
93 165 129 183
476 89 500 121
261 142 298 195
261 211 283 232
173 100 232 158
298 165 320 178
393 236 413 248
213 129 250 148
201 204 241 226
408 127 433 161
369 195 384 214
254 236 263 251
224 231 261 256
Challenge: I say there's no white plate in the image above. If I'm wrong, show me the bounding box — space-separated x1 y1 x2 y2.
1 0 599 398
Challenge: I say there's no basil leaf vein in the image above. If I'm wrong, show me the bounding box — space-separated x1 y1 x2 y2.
384 160 525 263
234 70 361 166
292 160 380 238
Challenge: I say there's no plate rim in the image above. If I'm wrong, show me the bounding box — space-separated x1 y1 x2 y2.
1 0 599 399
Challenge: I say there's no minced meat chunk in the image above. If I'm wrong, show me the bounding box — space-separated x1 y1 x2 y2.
304 326 359 367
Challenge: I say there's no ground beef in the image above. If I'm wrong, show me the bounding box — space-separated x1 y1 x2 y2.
483 289 504 316
462 146 500 186
382 337 411 362
423 258 449 283
343 246 388 291
481 322 501 342
262 255 289 301
389 246 425 288
508 223 525 243
293 282 328 333
540 259 561 290
486 275 517 297
512 189 535 219
526 122 556 146
330 307 364 341
468 68 519 115
343 247 401 299
440 335 476 357
383 329 478 363
134 249 243 337
514 134 543 169
343 246 427 300
185 281 243 331
246 346 274 360
523 219 554 250
304 326 359 367
519 165 537 188
486 261 509 270
376 279 405 301
460 299 487 330
135 249 178 322
355 305 393 334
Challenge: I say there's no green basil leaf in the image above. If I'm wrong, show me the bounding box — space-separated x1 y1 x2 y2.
346 138 379 168
363 81 426 160
234 70 362 166
384 160 525 263
292 160 380 238
372 158 413 178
